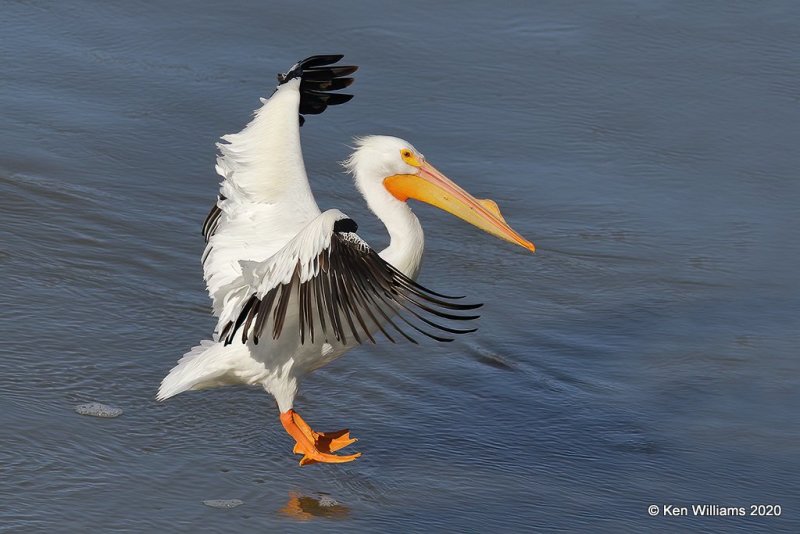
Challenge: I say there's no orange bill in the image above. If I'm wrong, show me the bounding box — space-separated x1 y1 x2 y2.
384 161 535 252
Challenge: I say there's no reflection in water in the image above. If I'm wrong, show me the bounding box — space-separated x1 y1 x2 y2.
279 492 350 521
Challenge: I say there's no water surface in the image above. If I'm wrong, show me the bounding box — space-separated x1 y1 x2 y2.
2 1 798 532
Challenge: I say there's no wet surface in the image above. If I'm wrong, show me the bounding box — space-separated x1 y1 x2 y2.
1 0 799 532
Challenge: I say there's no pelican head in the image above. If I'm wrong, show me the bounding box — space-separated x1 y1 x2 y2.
345 135 535 252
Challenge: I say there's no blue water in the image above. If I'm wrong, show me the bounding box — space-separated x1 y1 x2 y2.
2 1 798 532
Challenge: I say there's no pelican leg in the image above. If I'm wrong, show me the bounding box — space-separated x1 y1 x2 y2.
280 409 360 466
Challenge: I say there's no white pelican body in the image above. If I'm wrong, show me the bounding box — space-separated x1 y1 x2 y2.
158 56 534 465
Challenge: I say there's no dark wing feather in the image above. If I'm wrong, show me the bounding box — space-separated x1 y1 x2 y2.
202 194 226 242
222 231 482 347
277 55 358 126
201 194 227 265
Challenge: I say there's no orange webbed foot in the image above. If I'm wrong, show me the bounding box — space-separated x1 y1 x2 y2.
281 410 360 466
292 429 357 454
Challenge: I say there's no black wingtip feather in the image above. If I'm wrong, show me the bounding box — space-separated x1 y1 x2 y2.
277 55 357 126
298 54 345 69
302 78 354 92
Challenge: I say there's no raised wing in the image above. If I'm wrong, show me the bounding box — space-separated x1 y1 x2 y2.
203 56 357 313
203 55 357 241
217 210 482 347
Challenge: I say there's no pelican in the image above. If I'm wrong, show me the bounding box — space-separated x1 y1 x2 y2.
158 55 534 465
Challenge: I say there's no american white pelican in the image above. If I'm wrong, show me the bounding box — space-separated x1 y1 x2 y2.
158 55 534 465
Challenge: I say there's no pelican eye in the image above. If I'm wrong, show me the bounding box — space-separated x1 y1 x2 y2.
400 149 421 167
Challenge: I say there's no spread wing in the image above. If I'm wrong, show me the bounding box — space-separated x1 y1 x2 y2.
202 55 357 314
202 55 357 243
217 210 482 347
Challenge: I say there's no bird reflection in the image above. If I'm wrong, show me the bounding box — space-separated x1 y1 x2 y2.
279 492 350 521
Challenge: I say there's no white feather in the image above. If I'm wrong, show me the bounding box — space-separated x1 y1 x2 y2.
156 340 250 400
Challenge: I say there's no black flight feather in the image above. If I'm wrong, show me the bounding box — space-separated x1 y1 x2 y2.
225 229 481 347
277 55 358 126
